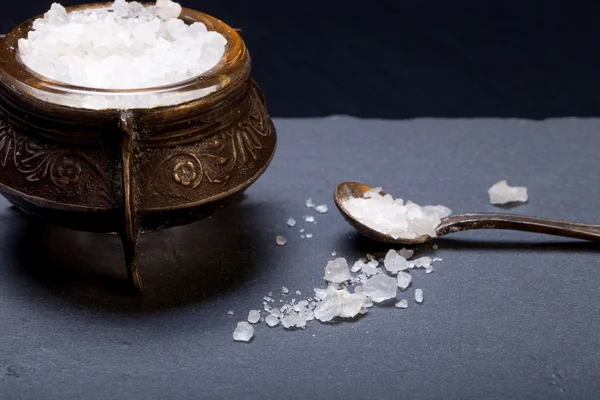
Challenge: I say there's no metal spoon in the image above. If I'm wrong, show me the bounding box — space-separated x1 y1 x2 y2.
334 181 600 245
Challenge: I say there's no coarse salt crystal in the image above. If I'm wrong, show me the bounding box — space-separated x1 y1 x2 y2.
276 236 287 246
488 180 528 205
396 271 412 290
315 204 328 214
287 218 297 227
233 321 254 342
227 310 234 315
306 233 313 239
355 274 397 303
306 198 315 208
265 314 280 327
247 310 261 324
282 286 289 294
383 249 409 274
395 299 408 309
413 257 432 269
304 215 315 223
351 260 364 273
415 289 424 304
398 248 414 259
324 258 352 283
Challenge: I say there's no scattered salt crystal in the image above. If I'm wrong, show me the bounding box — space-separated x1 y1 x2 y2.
361 262 378 276
399 248 414 259
488 180 528 205
324 258 352 283
287 218 297 227
276 236 287 246
227 310 234 315
425 266 434 274
268 292 273 297
233 322 254 342
314 288 371 322
296 290 302 295
270 309 283 318
282 286 289 294
263 296 273 302
247 310 261 324
331 251 337 256
314 286 334 301
306 233 313 239
281 312 307 329
384 249 409 274
343 188 451 239
300 229 305 233
306 199 316 208
355 274 397 303
415 289 424 304
396 271 412 290
432 257 443 262
395 299 409 309
413 257 432 269
315 204 328 214
351 260 364 273
19 1 227 109
432 244 439 250
265 315 280 327
304 215 315 223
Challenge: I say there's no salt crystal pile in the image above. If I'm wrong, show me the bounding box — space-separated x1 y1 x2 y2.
343 187 451 239
488 180 528 205
18 1 227 108
232 249 444 341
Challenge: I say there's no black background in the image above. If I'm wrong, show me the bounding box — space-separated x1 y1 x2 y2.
2 0 600 118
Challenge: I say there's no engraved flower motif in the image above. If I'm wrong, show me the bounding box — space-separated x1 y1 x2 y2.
54 157 82 185
173 161 197 187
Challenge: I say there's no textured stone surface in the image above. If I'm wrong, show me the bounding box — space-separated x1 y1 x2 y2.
0 117 599 399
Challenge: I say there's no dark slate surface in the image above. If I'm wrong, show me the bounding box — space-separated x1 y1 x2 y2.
1 117 600 399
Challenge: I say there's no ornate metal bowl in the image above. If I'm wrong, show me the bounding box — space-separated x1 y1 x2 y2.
0 4 277 291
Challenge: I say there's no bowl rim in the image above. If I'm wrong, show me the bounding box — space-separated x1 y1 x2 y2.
0 2 246 104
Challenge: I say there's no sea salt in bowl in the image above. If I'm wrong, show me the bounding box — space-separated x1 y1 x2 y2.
0 2 277 291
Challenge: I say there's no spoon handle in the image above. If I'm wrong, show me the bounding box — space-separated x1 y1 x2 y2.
437 213 600 242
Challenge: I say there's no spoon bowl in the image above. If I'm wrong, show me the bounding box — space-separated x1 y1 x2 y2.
335 181 600 245
334 181 432 244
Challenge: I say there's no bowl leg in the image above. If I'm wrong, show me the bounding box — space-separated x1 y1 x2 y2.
120 231 142 293
120 112 143 293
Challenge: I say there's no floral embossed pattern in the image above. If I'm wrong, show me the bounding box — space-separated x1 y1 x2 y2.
145 84 275 203
0 116 111 201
